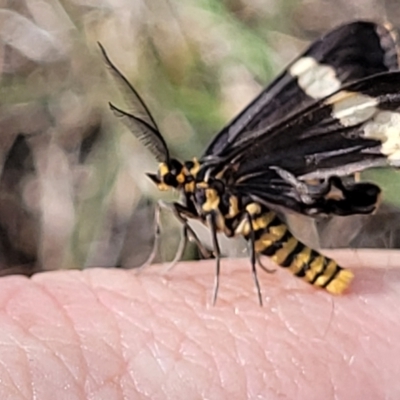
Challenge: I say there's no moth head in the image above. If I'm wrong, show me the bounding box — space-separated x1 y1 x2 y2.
147 159 185 191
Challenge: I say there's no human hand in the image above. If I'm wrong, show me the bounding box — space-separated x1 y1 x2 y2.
0 250 399 399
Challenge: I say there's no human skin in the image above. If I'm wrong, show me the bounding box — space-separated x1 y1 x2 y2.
0 250 399 400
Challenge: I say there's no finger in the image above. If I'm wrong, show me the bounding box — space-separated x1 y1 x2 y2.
0 250 398 399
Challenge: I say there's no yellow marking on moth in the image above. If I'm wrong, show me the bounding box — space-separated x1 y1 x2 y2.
234 203 273 237
226 196 239 218
313 259 339 288
252 213 274 232
254 224 287 254
271 236 298 265
157 183 170 191
156 162 171 191
184 181 195 193
240 207 355 294
236 211 275 237
159 163 169 177
304 255 326 283
202 188 220 212
190 158 201 176
288 246 311 275
328 91 378 127
325 269 354 294
176 172 185 184
215 212 226 232
289 56 341 99
246 203 262 216
269 224 287 239
196 182 208 189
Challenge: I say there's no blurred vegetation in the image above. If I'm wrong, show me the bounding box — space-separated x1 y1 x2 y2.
1 0 400 276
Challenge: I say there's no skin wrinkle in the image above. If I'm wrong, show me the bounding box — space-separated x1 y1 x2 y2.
0 317 29 398
172 298 241 397
173 319 222 397
229 308 282 398
35 281 94 394
278 291 336 340
195 312 244 397
213 316 246 395
331 346 365 399
31 281 88 386
326 323 378 399
97 282 185 399
37 275 125 398
207 340 243 398
103 293 159 396
260 300 338 398
10 327 38 400
77 323 125 393
4 283 79 400
0 345 28 399
146 326 177 397
89 289 129 400
121 336 154 399
298 339 336 399
23 333 83 397
232 308 281 397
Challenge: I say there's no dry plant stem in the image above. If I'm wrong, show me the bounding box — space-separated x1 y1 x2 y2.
0 250 399 399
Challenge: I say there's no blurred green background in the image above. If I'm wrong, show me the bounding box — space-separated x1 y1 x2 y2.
1 0 400 276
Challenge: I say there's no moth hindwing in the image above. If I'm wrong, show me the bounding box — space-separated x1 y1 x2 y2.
104 20 399 305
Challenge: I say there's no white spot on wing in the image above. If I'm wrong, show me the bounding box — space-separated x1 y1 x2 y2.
329 92 379 126
289 57 341 99
328 90 400 165
363 111 400 162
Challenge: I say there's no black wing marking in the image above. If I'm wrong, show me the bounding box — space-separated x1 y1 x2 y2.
203 21 399 159
99 43 170 163
227 72 400 216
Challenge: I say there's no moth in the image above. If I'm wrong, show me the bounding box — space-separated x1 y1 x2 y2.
100 21 400 304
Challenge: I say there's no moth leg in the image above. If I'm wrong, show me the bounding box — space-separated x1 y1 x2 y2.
245 212 263 306
152 201 211 272
163 221 213 272
162 223 189 272
257 254 276 274
139 200 193 270
270 166 330 203
170 203 213 260
207 214 221 306
138 200 163 271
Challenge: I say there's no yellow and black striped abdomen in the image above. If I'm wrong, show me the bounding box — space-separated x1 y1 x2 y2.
240 206 353 294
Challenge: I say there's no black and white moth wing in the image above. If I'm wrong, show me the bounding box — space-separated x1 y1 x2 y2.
233 71 400 216
99 43 170 162
203 21 399 159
